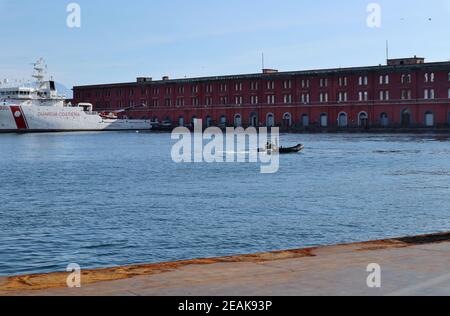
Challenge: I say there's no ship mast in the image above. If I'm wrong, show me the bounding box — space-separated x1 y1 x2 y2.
32 58 47 88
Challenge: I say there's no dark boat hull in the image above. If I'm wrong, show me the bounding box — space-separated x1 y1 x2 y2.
279 144 305 154
259 144 305 154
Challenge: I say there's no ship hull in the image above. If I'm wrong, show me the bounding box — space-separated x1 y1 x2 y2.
0 105 152 132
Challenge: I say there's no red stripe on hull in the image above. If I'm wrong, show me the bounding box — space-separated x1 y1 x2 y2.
10 106 28 129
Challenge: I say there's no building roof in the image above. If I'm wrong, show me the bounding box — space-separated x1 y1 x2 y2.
73 59 450 90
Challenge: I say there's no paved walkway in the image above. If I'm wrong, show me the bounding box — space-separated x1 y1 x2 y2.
2 232 450 296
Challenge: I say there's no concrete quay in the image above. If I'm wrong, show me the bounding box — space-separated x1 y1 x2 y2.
2 232 450 296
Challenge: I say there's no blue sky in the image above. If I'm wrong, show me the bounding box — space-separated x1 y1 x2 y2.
1 0 450 92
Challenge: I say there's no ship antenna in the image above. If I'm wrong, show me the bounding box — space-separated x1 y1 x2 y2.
262 52 265 71
386 40 389 62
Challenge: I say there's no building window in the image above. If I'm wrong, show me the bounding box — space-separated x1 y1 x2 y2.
339 77 348 87
359 91 368 101
251 95 258 104
301 93 310 104
379 75 389 85
152 88 159 95
401 89 412 100
401 74 412 84
192 85 199 94
319 92 328 103
425 73 435 83
250 82 259 91
267 95 275 104
220 84 228 92
205 84 213 94
448 88 450 99
205 97 213 106
235 96 243 105
165 87 172 95
176 98 184 107
338 92 348 102
319 78 328 88
283 80 292 89
192 97 199 106
424 89 435 99
358 76 368 86
177 86 184 94
164 98 171 106
267 81 275 90
152 99 159 107
235 83 243 92
283 94 292 104
379 90 389 101
220 96 228 105
301 79 310 89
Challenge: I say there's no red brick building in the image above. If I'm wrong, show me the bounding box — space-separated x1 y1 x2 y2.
73 57 450 129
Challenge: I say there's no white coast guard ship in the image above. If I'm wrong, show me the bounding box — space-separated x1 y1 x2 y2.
0 59 152 132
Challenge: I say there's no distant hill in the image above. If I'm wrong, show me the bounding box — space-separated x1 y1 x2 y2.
56 82 73 99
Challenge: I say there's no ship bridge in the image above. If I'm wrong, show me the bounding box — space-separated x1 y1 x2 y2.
0 87 36 99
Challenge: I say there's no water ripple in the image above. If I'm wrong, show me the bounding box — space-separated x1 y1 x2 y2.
1 132 450 275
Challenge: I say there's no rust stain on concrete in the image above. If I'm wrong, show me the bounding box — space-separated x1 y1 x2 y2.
2 232 450 294
353 240 408 252
0 248 316 292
